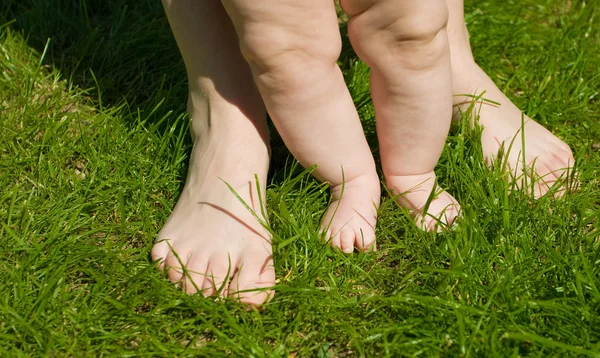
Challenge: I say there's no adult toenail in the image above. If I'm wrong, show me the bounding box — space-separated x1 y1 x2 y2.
343 247 354 254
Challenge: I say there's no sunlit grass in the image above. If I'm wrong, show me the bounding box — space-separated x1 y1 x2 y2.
1 0 599 355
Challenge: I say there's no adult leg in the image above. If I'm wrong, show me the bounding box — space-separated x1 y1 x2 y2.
447 0 575 197
221 0 381 253
340 0 460 230
151 0 274 306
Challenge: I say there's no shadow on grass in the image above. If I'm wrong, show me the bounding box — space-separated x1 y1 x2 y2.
2 0 185 122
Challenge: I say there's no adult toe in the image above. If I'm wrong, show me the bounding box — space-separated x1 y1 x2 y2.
202 253 237 298
530 161 556 198
181 254 210 294
229 256 276 307
164 249 189 284
151 239 171 270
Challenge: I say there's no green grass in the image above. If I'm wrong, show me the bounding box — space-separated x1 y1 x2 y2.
1 0 600 356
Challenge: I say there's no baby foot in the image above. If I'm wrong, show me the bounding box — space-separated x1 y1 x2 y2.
452 62 575 197
151 133 275 307
386 171 461 231
321 172 381 253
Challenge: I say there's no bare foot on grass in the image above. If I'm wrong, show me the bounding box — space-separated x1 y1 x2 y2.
321 172 381 253
386 171 460 231
446 6 576 198
452 62 575 197
151 124 275 307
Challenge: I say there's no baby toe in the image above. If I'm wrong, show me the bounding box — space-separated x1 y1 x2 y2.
340 228 356 254
326 230 343 250
354 227 376 252
423 194 461 232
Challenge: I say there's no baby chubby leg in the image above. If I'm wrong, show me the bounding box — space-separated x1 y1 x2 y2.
221 0 381 252
152 0 275 306
341 0 460 230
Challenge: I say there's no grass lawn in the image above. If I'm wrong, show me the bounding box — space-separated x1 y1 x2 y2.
1 0 599 356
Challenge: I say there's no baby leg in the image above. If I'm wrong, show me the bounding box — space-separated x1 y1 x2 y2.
151 0 274 306
341 0 460 230
221 1 381 252
446 0 575 197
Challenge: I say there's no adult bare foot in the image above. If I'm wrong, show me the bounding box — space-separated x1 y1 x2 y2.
447 0 575 197
155 0 275 306
453 63 575 197
151 114 275 306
